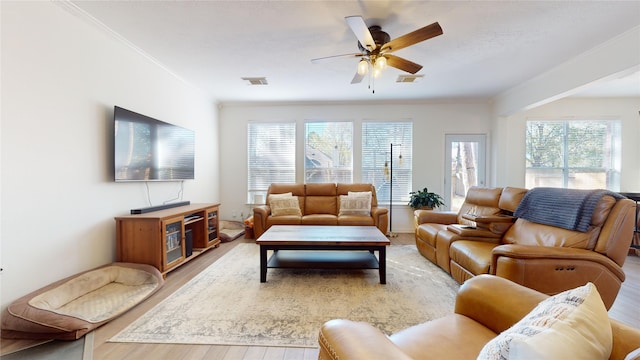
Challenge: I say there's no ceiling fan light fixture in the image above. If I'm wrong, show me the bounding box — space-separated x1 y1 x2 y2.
357 59 369 75
374 56 387 71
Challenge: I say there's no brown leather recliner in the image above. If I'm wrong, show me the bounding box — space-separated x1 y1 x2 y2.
317 275 640 360
414 186 527 273
449 191 636 309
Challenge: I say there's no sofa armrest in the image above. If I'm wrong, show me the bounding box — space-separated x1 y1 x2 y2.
454 274 547 334
610 320 640 360
490 244 626 280
252 205 270 238
371 206 389 234
318 319 414 360
414 210 458 226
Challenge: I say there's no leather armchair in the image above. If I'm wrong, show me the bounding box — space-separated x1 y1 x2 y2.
317 275 640 360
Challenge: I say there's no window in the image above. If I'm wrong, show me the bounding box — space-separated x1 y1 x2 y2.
525 120 621 190
445 134 486 211
304 122 353 183
247 122 296 203
362 122 413 203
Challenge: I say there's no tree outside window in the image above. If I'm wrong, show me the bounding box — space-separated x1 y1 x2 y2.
305 122 353 183
525 120 621 190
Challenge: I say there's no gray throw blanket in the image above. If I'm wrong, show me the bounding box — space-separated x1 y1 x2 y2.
514 188 624 232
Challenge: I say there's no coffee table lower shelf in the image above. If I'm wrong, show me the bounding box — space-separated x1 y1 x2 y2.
260 246 387 284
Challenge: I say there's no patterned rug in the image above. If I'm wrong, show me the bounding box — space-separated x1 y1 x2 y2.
109 244 459 348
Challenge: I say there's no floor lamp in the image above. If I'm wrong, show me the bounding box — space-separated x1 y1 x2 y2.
388 143 402 238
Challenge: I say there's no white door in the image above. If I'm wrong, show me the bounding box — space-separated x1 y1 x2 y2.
444 134 486 211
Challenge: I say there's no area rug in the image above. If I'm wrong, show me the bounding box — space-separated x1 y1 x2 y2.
109 244 459 348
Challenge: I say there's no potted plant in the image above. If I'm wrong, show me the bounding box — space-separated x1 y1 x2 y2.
408 187 445 209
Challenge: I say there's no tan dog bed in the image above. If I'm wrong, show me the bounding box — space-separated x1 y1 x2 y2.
219 220 245 242
1 262 163 340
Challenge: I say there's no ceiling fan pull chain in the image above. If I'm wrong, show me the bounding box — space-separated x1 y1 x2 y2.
372 72 375 94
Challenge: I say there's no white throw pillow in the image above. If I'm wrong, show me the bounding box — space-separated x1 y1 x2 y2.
269 195 302 217
477 282 612 360
339 194 371 216
348 191 372 199
267 192 293 204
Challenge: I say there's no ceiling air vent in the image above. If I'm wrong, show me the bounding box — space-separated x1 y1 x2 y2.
242 77 268 85
396 75 424 83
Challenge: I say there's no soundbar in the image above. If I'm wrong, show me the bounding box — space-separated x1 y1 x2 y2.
131 201 191 214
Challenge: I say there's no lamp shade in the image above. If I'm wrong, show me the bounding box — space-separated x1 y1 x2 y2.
374 56 387 71
357 59 369 75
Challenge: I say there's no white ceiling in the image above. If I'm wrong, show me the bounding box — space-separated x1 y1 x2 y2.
68 1 640 103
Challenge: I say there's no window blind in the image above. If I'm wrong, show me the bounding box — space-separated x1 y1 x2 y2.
362 121 413 202
247 122 296 203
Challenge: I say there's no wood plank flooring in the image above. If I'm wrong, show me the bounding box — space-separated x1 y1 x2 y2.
2 233 639 359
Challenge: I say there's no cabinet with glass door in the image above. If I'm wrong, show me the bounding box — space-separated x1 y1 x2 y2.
115 203 221 276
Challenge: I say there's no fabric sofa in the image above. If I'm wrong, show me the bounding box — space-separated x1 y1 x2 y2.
318 275 640 360
415 186 636 309
252 183 388 238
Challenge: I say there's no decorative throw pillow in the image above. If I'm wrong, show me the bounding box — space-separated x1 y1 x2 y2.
348 191 373 201
477 282 612 360
268 192 293 203
269 195 302 217
339 194 371 216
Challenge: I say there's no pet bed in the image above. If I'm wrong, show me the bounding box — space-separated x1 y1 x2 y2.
219 220 245 242
1 262 163 340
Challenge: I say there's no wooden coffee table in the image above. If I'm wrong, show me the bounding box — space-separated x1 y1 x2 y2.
255 225 391 284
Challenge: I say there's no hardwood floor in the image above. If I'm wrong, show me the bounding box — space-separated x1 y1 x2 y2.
2 234 639 359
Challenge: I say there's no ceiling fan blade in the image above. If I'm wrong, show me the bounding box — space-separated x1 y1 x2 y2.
351 71 365 84
381 22 443 53
311 53 363 64
385 55 423 74
345 16 376 51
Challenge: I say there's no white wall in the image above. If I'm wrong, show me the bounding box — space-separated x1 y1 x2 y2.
493 26 640 116
219 101 492 233
0 2 219 308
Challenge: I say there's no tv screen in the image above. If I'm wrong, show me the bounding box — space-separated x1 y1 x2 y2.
114 106 195 181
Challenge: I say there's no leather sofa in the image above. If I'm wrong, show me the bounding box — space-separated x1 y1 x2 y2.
317 275 640 360
414 186 528 273
252 183 388 238
415 186 637 309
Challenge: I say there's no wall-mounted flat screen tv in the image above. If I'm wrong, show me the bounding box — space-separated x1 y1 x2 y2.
114 106 195 181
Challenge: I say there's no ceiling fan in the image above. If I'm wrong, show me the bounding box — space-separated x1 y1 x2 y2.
311 16 443 85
